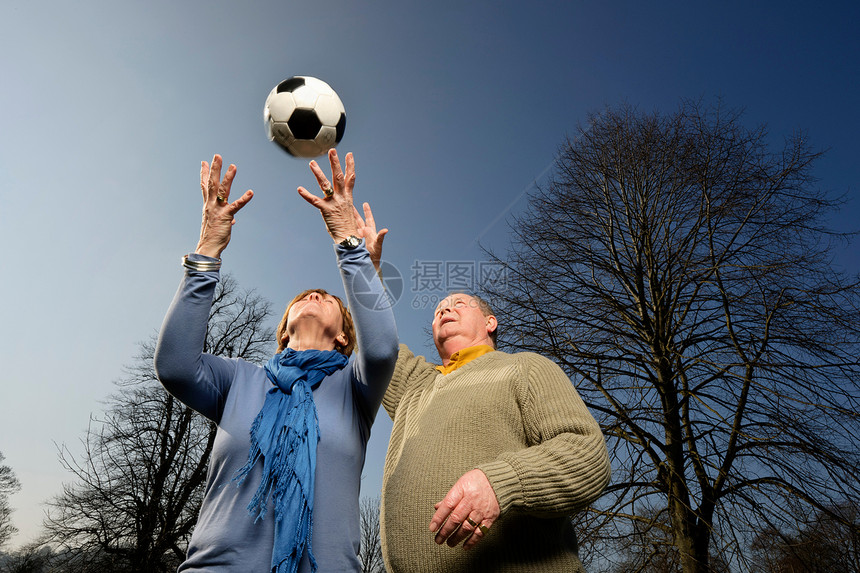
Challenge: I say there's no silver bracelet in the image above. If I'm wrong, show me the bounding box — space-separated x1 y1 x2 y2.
182 254 222 272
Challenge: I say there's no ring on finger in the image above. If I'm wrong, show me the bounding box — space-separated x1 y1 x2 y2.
217 194 228 203
322 185 334 197
465 517 478 528
479 523 490 535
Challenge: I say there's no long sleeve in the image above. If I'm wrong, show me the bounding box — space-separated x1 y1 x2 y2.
382 344 437 421
477 352 611 516
153 255 237 422
335 244 399 426
381 349 609 572
155 248 397 573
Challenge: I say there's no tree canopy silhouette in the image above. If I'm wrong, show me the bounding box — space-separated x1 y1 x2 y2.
0 453 21 551
44 275 273 573
484 101 860 572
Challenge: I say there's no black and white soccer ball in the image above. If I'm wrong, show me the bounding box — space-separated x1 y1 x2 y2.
264 76 346 158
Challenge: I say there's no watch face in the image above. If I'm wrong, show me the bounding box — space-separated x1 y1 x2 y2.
341 235 361 248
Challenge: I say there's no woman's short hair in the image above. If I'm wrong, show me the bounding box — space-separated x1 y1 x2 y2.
276 288 356 356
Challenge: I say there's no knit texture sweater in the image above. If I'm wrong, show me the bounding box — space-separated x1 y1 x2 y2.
154 245 398 572
380 345 610 573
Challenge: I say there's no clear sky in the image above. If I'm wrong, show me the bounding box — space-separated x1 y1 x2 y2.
1 0 858 549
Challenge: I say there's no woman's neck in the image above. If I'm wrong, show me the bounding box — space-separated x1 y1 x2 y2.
286 327 337 353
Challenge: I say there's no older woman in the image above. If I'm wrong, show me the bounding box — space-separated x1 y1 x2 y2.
154 150 397 573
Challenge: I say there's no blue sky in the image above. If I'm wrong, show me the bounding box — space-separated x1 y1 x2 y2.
1 0 858 548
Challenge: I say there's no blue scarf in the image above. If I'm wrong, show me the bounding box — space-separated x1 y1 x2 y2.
233 348 349 573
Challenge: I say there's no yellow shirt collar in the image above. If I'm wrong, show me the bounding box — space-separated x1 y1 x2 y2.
436 345 495 375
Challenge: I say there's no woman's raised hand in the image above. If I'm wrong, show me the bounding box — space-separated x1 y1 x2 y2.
354 201 387 272
297 149 359 243
195 155 254 259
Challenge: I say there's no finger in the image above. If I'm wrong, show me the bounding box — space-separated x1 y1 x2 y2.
297 186 323 208
468 515 496 549
377 229 388 247
308 159 324 178
449 529 475 548
219 164 237 199
431 488 470 542
429 494 458 533
200 161 210 198
228 189 254 213
435 502 472 545
446 513 480 547
462 523 486 551
208 155 223 199
362 202 376 231
308 160 332 192
328 148 343 188
352 205 366 228
343 152 355 193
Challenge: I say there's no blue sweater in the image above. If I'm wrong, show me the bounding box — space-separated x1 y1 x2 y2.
154 245 398 572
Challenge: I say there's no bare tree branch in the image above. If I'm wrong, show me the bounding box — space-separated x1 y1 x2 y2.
42 274 274 573
483 101 860 572
0 453 22 550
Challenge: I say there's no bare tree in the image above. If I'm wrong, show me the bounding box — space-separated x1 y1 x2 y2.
0 453 21 551
749 500 860 573
605 506 730 573
0 542 54 573
483 101 860 572
358 496 385 573
43 275 273 572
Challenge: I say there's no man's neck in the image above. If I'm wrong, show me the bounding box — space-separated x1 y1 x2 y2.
437 338 492 366
436 344 495 374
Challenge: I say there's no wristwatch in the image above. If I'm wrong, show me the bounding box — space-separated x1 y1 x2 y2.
338 235 362 250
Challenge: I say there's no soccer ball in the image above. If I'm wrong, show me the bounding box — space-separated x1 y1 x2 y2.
264 76 346 158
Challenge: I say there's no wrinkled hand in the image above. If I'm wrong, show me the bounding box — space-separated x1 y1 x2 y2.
353 201 387 272
429 469 500 550
196 155 254 258
297 149 359 243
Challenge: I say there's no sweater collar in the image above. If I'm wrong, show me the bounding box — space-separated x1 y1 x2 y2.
436 344 495 375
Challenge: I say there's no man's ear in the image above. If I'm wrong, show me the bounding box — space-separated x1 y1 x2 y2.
486 315 498 336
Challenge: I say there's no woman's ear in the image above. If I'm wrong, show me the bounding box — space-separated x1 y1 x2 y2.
335 331 348 349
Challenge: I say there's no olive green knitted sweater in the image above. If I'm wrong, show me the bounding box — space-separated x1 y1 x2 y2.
380 345 611 573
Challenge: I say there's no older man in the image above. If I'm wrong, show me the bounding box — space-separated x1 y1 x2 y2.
379 291 611 572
